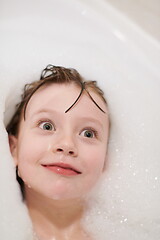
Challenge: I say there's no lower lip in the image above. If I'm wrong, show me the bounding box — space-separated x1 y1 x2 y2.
42 165 80 176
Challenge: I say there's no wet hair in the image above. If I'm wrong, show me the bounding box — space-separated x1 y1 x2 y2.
6 64 108 199
7 64 107 136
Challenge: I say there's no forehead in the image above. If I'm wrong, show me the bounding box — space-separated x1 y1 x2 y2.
25 83 108 123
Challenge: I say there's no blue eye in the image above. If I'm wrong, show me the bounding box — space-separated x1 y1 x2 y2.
39 122 54 131
81 129 96 138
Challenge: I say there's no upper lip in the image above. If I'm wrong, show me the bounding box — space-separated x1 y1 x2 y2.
41 162 82 174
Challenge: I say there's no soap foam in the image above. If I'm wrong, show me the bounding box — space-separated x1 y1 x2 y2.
0 0 160 240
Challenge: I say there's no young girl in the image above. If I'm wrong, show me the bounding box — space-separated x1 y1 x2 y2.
7 64 109 240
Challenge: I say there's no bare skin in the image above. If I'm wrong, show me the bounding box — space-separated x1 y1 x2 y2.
10 83 108 240
26 187 91 240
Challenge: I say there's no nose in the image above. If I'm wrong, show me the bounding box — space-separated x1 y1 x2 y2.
52 135 78 157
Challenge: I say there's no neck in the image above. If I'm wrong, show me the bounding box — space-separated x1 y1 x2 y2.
25 187 88 240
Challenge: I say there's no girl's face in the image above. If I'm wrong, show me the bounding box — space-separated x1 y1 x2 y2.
10 83 109 200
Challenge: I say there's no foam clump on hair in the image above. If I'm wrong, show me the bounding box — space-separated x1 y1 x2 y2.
0 91 33 239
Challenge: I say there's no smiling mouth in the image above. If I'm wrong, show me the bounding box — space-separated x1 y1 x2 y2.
41 163 82 176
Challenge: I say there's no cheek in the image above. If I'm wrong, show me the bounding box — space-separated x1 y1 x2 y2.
84 145 107 176
16 135 48 166
16 138 47 184
80 150 106 194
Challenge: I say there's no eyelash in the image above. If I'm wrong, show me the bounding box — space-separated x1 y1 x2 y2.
37 119 55 131
36 119 98 138
80 127 98 138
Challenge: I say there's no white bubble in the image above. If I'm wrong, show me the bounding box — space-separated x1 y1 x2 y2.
1 0 160 240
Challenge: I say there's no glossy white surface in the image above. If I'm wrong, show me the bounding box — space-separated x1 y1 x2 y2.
104 0 160 41
0 0 160 239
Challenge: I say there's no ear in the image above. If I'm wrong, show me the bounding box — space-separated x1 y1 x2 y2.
8 135 18 165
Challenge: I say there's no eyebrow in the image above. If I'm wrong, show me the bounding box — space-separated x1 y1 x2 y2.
77 117 104 130
29 109 105 129
29 109 57 119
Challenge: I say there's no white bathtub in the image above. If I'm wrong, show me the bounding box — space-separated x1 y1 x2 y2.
0 0 160 239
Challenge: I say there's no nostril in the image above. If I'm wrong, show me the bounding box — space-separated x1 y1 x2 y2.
57 148 63 152
69 151 74 155
56 148 75 155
